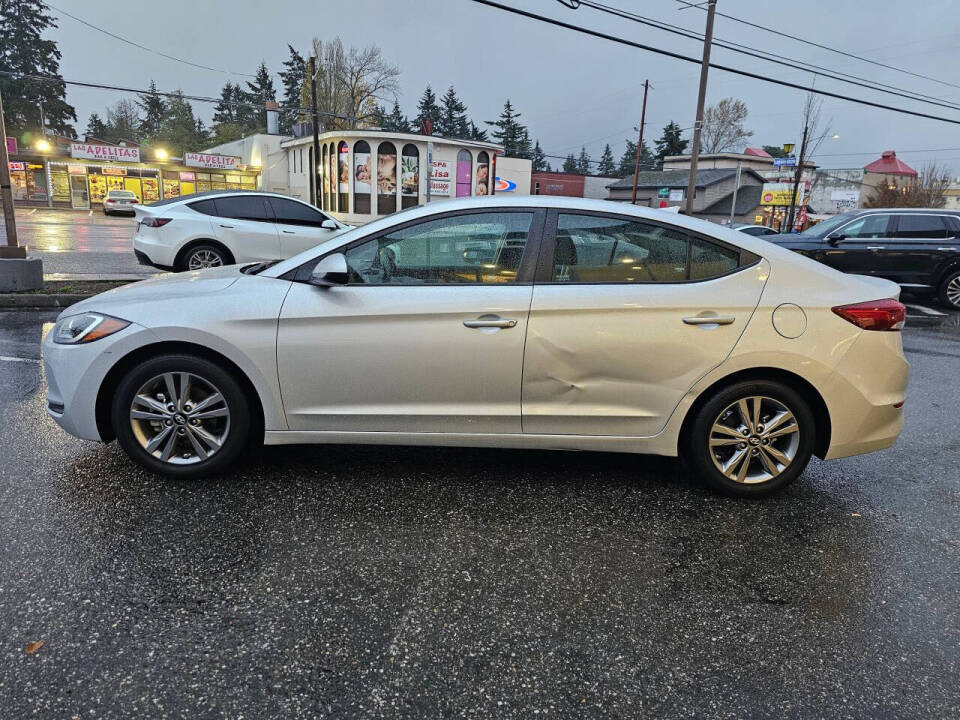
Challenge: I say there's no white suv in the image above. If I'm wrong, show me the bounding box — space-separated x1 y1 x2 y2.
133 191 348 271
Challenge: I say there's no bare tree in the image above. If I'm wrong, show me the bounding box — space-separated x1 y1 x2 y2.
798 92 832 160
308 37 400 130
700 97 753 153
864 162 951 208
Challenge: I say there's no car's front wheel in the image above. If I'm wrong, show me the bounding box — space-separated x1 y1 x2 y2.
938 268 960 311
684 380 815 497
111 354 251 478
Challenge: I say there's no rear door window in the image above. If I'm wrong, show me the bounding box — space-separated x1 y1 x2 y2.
894 214 951 240
212 195 272 222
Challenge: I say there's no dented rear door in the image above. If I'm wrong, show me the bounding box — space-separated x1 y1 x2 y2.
521 210 768 437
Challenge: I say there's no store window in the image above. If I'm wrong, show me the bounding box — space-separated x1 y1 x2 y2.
25 164 48 202
142 174 160 203
162 170 180 200
225 173 242 191
401 144 419 209
9 164 27 200
476 152 490 196
456 149 472 198
210 173 227 191
196 172 212 193
337 141 349 212
353 140 372 214
377 142 397 215
241 175 256 189
321 144 328 211
50 168 70 204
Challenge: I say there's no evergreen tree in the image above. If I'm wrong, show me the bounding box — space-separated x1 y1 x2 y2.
242 61 276 133
104 99 140 143
617 138 654 177
544 161 553 172
152 91 206 155
562 153 577 173
597 143 616 175
762 144 788 158
212 82 238 125
370 103 386 128
84 112 108 140
486 99 530 158
382 100 410 132
278 45 306 133
137 80 167 139
414 85 441 133
437 86 470 138
576 146 591 174
468 121 488 142
653 121 689 168
531 140 547 172
0 0 76 137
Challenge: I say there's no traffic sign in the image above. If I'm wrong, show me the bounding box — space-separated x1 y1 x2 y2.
773 157 797 167
658 187 670 198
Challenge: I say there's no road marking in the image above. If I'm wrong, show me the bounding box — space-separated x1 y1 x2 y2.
28 209 37 215
0 355 41 364
905 303 947 317
88 210 93 217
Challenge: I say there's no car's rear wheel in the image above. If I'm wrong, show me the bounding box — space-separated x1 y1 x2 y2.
181 243 229 271
684 380 815 497
937 268 960 311
111 354 251 478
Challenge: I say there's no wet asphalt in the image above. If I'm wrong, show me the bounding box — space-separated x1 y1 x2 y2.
0 309 958 719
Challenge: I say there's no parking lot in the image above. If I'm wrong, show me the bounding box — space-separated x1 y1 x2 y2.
0 308 957 718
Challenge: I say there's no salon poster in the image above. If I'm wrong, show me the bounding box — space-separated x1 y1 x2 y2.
338 146 349 193
401 156 418 196
354 152 371 193
476 163 489 196
378 151 397 195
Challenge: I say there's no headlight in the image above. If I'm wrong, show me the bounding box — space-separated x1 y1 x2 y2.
53 313 131 345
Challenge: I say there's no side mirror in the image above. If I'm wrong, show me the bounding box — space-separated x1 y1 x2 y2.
827 233 845 246
321 219 338 230
309 253 348 286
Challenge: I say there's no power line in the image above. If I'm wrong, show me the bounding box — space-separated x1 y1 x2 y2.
469 0 960 127
43 2 255 78
674 0 960 92
571 0 960 114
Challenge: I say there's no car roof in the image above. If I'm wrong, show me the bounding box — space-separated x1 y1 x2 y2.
851 208 960 215
144 189 310 209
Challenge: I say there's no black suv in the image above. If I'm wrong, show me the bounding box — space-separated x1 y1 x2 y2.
776 209 960 310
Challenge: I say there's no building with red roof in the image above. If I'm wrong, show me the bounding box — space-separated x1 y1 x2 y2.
863 150 917 177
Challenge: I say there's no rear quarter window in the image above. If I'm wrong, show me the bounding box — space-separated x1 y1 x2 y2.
188 199 218 216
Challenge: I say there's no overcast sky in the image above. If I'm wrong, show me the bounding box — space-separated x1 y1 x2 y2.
48 0 960 176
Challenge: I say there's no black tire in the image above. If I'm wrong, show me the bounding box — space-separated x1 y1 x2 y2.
111 354 252 478
177 243 230 272
683 380 816 498
937 268 960 311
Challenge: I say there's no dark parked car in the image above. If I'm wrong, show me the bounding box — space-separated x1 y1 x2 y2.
775 208 960 310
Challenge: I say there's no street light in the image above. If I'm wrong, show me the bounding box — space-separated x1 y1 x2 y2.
35 139 51 152
154 148 168 161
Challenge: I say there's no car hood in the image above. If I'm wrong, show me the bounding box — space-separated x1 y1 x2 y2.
60 265 245 318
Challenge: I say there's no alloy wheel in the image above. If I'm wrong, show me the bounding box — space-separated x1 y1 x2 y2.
128 372 230 465
187 249 223 270
946 275 960 308
708 395 800 484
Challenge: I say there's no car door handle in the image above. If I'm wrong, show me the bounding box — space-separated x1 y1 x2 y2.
281 229 295 234
463 317 517 329
937 247 958 251
218 224 234 229
866 246 885 250
683 315 736 326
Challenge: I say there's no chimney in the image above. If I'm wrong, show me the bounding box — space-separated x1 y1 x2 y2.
266 101 279 135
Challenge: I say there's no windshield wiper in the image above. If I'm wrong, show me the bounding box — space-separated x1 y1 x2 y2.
241 260 281 275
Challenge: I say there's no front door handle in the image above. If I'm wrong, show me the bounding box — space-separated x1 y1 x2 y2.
281 230 295 234
866 245 885 251
218 224 234 229
464 317 517 329
937 247 958 251
683 315 736 326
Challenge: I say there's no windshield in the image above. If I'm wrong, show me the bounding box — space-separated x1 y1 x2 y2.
799 213 852 237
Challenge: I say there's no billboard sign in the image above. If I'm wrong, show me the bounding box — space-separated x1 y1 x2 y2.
184 152 240 170
831 190 860 209
71 142 140 162
761 182 805 206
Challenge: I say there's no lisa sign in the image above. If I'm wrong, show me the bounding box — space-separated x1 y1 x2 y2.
184 152 240 170
71 142 140 162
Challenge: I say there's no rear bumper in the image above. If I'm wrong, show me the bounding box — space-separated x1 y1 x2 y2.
134 249 172 271
820 329 909 459
133 233 178 269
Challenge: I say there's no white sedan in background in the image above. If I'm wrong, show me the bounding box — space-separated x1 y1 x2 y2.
133 190 348 271
45 196 908 497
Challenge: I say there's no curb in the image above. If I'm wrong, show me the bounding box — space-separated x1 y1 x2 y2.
0 294 92 310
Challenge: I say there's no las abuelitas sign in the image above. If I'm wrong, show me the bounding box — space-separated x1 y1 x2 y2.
71 142 140 162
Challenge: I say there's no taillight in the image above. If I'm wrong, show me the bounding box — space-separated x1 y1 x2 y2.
130 199 139 203
832 299 905 331
140 217 171 228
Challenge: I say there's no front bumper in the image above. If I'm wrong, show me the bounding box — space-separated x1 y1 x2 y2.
44 319 153 442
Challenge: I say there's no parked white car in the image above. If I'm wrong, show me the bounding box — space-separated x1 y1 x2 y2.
132 191 349 271
103 189 139 216
45 196 908 497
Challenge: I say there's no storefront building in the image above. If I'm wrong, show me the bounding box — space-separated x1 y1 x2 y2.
8 140 260 209
281 130 509 225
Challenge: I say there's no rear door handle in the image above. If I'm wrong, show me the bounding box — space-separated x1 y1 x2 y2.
464 317 517 329
937 247 958 251
218 224 234 229
281 230 295 234
683 315 736 326
866 246 885 250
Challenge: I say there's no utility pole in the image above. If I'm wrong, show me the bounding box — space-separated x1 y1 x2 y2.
728 160 742 226
0 87 22 258
684 0 717 216
785 123 809 232
631 79 650 205
309 56 322 209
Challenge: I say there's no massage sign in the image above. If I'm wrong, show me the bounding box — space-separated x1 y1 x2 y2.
70 143 141 162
